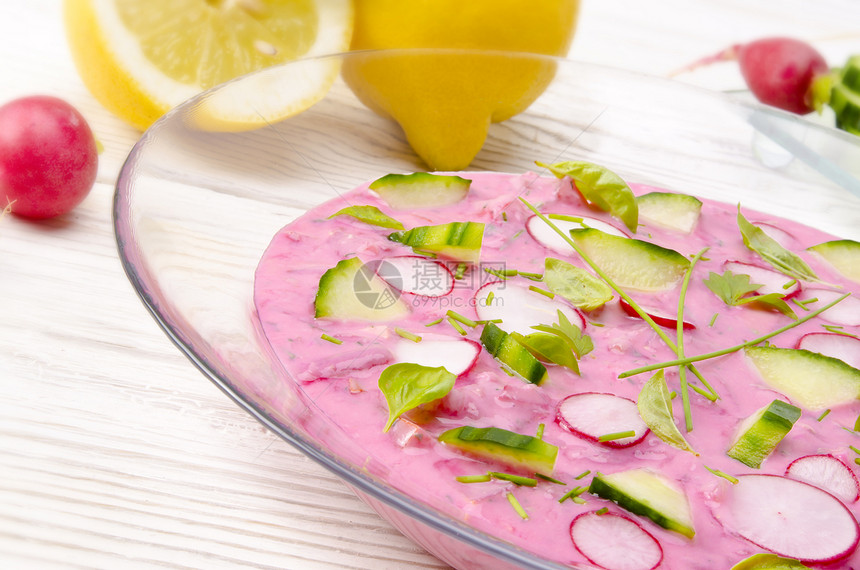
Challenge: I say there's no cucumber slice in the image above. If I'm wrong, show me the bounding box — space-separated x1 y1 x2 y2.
636 191 703 234
727 399 801 469
480 322 548 385
314 257 409 321
569 228 691 291
588 469 695 538
389 221 484 263
745 346 860 411
438 425 558 473
369 172 471 210
808 239 860 283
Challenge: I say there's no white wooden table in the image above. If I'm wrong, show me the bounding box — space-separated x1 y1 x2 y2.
1 1 858 568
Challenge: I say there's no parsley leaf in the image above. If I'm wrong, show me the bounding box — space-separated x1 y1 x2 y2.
703 270 797 319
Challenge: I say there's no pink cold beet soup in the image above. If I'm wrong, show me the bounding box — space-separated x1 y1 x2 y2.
253 165 860 570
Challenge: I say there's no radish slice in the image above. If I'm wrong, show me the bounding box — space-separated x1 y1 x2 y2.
753 222 796 249
796 333 860 370
619 298 695 330
570 511 663 570
786 455 860 503
393 337 480 376
374 256 454 297
526 214 627 255
557 393 649 448
474 281 586 335
714 474 860 563
723 260 801 298
800 288 860 326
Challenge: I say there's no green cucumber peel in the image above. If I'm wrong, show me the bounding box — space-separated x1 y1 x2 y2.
537 160 638 232
737 207 818 282
637 370 698 455
543 257 613 311
378 363 456 432
619 292 852 378
328 205 404 229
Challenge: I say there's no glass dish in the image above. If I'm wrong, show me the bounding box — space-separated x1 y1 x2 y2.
114 50 860 569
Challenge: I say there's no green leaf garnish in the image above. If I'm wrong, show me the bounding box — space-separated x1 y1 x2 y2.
378 363 456 432
737 208 818 282
543 258 613 311
329 205 404 229
512 331 580 374
730 553 810 569
704 270 797 318
538 160 638 232
704 270 762 304
637 370 698 455
531 310 594 359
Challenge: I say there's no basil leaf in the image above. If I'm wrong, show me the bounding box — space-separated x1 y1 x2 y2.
531 310 594 358
637 370 697 455
543 257 613 311
329 205 404 229
736 293 797 319
731 553 810 570
511 331 580 374
737 208 817 282
379 363 456 432
538 160 638 233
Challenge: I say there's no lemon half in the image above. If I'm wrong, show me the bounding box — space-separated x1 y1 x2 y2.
64 0 353 130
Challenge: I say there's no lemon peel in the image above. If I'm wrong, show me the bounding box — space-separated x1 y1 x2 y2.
64 0 353 131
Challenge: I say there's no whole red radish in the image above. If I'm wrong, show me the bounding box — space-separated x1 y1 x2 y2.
737 38 829 115
0 95 98 219
674 37 830 115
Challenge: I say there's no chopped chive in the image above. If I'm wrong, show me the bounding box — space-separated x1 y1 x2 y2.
453 262 468 280
447 310 477 328
483 268 509 280
502 211 508 222
413 249 438 258
425 317 444 327
394 328 422 343
709 313 719 327
447 317 467 336
548 213 583 223
783 279 798 290
855 414 860 432
535 473 566 485
793 297 819 311
320 333 343 345
517 270 543 281
669 391 677 399
535 423 545 439
817 409 832 422
588 321 605 327
456 474 492 484
595 507 609 515
512 230 524 239
855 458 860 466
574 470 591 480
597 430 636 442
490 472 538 487
704 465 739 484
850 445 860 455
506 492 529 520
475 319 503 324
824 324 858 337
559 486 587 503
529 285 555 299
485 291 495 305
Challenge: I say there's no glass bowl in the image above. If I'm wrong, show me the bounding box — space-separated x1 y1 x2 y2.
114 49 860 570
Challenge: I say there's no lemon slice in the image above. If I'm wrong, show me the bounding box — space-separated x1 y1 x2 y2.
64 0 353 130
